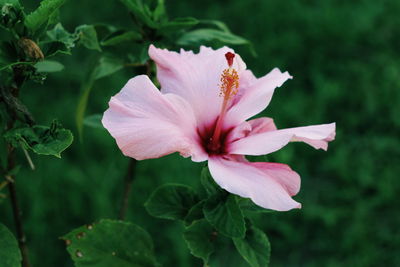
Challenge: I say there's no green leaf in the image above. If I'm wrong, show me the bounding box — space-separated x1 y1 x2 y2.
183 218 249 266
145 184 199 220
208 236 249 267
46 23 76 49
200 167 220 196
34 60 64 72
75 55 123 140
0 0 20 6
40 41 71 58
177 28 250 46
233 226 271 267
101 30 141 46
177 28 256 56
119 0 157 28
62 219 158 267
152 0 166 23
158 17 198 35
25 0 66 32
0 223 22 267
75 82 93 141
83 114 103 129
4 120 73 158
75 25 101 51
184 200 205 226
92 56 124 80
183 219 216 263
199 19 231 32
136 42 150 64
47 8 59 26
203 194 246 238
42 23 77 57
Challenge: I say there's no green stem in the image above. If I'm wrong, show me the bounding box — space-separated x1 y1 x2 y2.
4 79 31 266
118 158 137 220
7 143 31 267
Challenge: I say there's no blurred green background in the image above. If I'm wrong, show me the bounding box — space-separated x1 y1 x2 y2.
1 0 400 266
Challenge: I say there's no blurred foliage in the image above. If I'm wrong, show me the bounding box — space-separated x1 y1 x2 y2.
0 0 399 266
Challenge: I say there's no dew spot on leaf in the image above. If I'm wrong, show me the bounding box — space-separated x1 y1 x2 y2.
75 250 83 258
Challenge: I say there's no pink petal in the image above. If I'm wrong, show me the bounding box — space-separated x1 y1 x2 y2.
225 120 252 144
228 123 336 155
149 45 247 130
251 162 300 196
102 75 207 161
247 117 277 133
226 117 276 144
224 68 292 128
208 156 301 211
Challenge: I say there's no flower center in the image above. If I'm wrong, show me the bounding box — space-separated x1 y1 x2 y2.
207 52 239 154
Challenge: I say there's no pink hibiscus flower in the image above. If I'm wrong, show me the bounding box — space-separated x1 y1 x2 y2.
102 45 335 211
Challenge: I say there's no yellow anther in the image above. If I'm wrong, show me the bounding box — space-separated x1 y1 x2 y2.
219 68 239 99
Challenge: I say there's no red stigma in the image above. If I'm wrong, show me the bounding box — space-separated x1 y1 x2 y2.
225 52 235 67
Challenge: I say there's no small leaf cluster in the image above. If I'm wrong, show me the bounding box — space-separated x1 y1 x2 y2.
4 120 73 158
118 0 252 49
0 0 103 157
0 0 98 198
0 0 100 81
145 167 271 267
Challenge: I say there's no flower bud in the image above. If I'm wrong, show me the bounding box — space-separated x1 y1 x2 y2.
17 38 44 60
